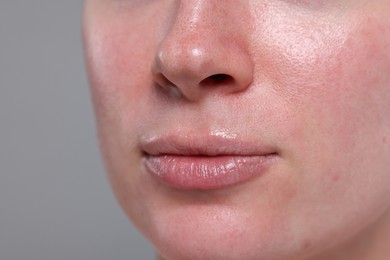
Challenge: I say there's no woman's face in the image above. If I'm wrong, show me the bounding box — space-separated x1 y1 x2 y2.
83 1 390 259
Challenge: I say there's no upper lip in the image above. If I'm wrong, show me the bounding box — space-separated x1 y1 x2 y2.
140 132 277 156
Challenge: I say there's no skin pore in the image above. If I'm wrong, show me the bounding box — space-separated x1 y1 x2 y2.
83 0 390 259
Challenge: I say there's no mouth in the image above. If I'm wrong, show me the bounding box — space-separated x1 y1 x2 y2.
140 133 278 190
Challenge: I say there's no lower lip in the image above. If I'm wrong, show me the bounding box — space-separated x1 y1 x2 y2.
143 154 277 190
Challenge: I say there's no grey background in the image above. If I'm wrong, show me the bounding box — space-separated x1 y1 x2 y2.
0 1 155 259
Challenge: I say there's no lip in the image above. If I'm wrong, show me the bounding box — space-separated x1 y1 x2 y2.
140 133 278 190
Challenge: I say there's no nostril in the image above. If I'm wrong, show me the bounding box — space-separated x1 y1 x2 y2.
154 73 187 99
200 74 233 86
156 73 174 88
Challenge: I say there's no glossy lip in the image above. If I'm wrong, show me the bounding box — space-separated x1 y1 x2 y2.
140 133 278 190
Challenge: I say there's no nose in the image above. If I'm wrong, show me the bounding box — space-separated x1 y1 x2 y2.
151 0 254 102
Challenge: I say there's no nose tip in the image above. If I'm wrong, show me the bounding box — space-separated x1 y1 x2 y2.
152 40 253 101
151 2 253 102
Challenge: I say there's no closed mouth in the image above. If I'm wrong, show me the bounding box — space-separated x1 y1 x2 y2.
140 133 278 190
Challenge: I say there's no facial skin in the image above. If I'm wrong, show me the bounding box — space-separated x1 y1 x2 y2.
83 1 390 259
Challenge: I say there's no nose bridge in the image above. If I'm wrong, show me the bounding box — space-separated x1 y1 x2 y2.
152 0 253 101
169 0 227 46
179 0 212 32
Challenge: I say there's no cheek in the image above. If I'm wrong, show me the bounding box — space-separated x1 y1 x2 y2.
84 2 171 123
306 15 390 157
252 10 390 251
86 26 151 113
297 14 390 248
85 14 165 161
260 11 390 170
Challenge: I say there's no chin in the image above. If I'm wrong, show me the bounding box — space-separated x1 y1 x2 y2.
140 203 303 260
